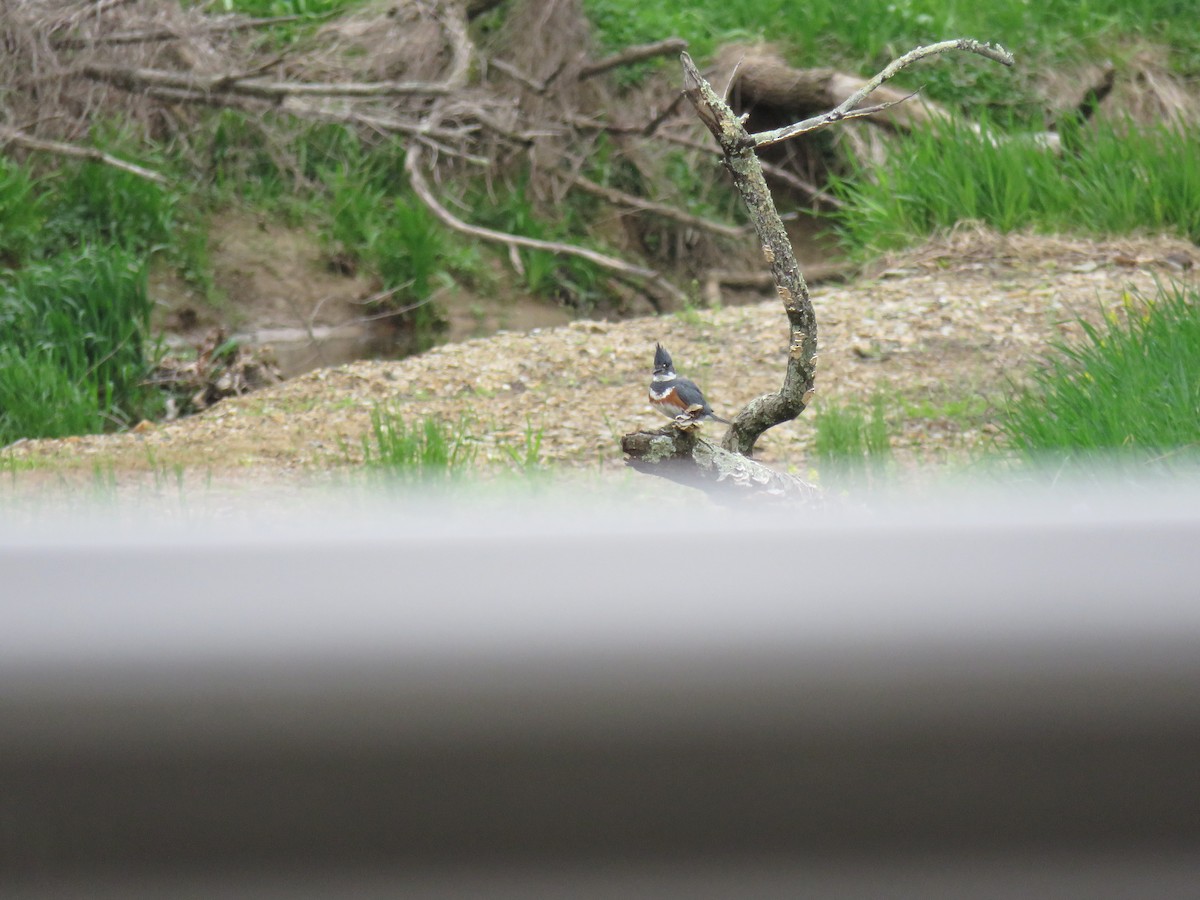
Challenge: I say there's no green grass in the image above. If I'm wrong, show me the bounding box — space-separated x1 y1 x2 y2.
358 405 550 481
583 0 1200 115
0 153 174 443
44 162 176 256
502 419 547 474
0 248 161 444
813 394 893 487
0 158 46 266
2 153 178 264
1001 284 1200 465
360 405 477 480
831 117 1200 257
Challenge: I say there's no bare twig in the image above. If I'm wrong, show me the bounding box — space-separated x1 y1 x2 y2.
355 295 441 324
722 56 745 104
49 0 137 34
134 86 266 112
568 172 746 239
81 64 456 99
329 108 475 142
50 15 310 48
111 84 475 146
578 37 688 81
752 39 1014 149
487 57 548 94
0 125 167 184
641 92 686 136
564 113 642 134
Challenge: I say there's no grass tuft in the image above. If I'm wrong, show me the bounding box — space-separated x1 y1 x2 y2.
813 394 893 488
1001 283 1200 466
502 419 546 474
360 405 477 480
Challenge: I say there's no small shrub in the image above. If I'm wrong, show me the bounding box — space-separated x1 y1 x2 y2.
376 198 447 302
324 163 451 347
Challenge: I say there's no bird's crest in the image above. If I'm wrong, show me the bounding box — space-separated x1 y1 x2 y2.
653 343 674 375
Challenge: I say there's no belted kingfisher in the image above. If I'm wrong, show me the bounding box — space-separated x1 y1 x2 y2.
648 343 731 425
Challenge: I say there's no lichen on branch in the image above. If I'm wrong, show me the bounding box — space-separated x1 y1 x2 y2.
680 51 817 457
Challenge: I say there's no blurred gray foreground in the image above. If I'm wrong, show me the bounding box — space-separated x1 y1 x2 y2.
2 479 1200 897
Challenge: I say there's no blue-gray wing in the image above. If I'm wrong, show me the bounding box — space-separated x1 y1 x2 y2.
673 378 712 414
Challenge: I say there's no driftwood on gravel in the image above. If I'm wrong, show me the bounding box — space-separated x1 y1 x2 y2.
620 41 1015 505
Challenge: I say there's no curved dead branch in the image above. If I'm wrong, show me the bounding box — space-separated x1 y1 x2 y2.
404 144 684 310
676 51 819 458
567 171 746 239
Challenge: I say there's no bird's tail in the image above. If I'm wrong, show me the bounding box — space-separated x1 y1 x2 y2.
711 413 733 425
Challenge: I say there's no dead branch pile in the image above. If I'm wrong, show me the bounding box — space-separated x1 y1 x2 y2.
2 0 855 310
2 1 1166 313
150 327 283 419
